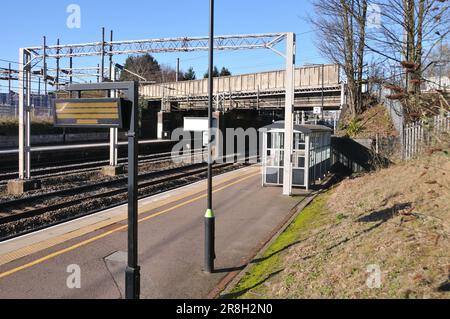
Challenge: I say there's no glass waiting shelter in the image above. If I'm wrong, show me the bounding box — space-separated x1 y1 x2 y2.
260 121 332 190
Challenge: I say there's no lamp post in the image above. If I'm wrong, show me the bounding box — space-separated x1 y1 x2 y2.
204 0 215 274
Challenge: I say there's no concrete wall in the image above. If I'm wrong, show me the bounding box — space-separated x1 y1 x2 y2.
141 64 340 99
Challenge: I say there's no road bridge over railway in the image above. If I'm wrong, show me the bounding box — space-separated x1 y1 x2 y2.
140 64 345 111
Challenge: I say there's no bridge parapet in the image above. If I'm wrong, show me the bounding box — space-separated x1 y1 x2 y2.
141 64 340 100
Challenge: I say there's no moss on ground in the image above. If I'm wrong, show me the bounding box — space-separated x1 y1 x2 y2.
224 193 331 299
223 140 450 299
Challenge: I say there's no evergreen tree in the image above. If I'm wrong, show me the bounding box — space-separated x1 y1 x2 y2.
203 66 220 78
183 67 196 80
219 67 231 76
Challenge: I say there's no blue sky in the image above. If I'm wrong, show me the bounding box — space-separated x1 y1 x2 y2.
0 0 325 90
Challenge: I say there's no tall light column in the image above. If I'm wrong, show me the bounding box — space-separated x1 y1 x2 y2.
204 0 216 274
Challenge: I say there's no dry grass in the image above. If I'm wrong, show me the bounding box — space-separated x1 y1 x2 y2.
337 104 398 139
231 138 450 299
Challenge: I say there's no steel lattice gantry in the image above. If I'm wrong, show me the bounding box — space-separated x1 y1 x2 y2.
17 32 296 195
25 33 287 59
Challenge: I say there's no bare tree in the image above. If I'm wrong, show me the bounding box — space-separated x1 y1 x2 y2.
309 0 368 118
120 54 179 83
309 0 449 123
368 0 449 91
365 0 450 120
423 42 450 79
159 64 178 83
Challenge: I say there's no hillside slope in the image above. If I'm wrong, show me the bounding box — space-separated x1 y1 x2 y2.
336 104 398 139
226 144 450 299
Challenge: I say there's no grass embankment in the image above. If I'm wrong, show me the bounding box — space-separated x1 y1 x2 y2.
225 144 450 299
223 194 331 299
337 104 397 139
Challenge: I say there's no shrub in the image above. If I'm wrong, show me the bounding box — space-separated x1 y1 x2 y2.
346 118 363 137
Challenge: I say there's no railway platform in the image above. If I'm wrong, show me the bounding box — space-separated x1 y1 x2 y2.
0 165 310 299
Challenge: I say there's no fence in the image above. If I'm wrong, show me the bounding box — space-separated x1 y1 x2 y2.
0 93 54 119
378 87 404 133
0 105 54 118
403 114 450 160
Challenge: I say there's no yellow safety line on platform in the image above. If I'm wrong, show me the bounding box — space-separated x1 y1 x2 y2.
0 171 259 280
0 168 259 268
0 168 258 267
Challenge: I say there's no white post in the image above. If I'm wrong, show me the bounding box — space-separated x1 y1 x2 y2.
157 111 164 139
109 127 118 166
109 67 118 166
340 82 346 107
304 134 310 191
282 32 296 196
404 125 407 160
26 51 31 179
18 48 31 180
18 49 24 179
261 130 266 187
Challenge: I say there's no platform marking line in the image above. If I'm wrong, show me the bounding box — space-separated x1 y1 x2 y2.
0 172 259 280
0 167 258 266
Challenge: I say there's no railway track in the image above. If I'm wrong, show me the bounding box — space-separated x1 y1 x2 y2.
0 149 205 185
0 155 256 240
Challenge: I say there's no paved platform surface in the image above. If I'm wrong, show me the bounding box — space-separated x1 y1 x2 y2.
0 165 306 299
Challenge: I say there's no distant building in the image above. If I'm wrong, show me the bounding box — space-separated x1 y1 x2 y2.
423 76 450 91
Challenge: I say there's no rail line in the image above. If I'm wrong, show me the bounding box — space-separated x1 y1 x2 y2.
0 148 205 185
0 154 257 241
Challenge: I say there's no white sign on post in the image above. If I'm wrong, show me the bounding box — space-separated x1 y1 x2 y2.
202 131 209 147
184 117 218 148
184 117 209 132
313 107 323 115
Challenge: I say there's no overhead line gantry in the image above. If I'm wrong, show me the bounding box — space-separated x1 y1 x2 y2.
16 31 296 195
